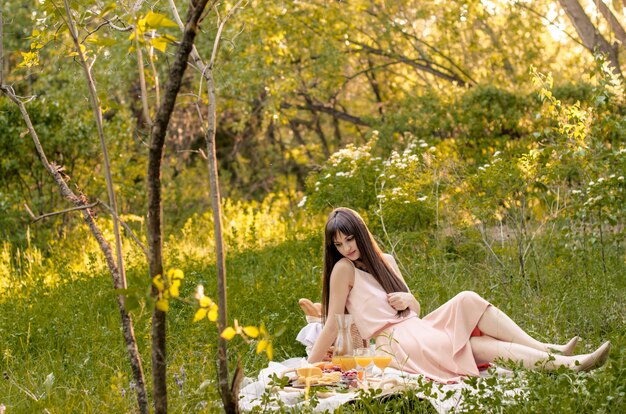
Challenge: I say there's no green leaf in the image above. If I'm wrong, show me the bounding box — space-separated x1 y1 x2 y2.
124 296 140 312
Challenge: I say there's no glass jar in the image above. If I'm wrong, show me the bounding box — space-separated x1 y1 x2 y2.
333 313 353 358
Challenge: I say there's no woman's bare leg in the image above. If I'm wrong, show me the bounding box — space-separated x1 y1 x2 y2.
477 305 579 355
470 336 610 372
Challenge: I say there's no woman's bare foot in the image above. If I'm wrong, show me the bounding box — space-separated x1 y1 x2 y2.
549 336 580 356
571 341 611 372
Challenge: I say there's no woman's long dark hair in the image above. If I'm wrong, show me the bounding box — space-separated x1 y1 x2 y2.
322 207 409 321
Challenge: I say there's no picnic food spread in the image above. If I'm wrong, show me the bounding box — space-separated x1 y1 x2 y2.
275 361 397 400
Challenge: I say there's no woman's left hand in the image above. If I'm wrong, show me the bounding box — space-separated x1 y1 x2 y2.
387 292 415 311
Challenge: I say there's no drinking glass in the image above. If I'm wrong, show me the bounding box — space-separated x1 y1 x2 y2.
353 347 372 382
372 350 392 378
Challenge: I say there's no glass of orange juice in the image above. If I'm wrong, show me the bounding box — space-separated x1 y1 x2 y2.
341 356 357 371
332 355 356 371
354 348 373 381
372 350 392 378
331 355 342 367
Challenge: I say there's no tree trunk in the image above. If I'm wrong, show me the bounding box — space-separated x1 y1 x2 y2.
61 1 150 411
559 0 622 75
146 1 211 412
206 68 239 413
201 2 246 411
595 0 626 51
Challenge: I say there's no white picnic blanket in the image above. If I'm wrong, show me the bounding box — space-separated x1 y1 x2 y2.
239 357 520 413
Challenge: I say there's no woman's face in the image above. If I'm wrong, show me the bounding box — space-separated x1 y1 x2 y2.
333 231 360 261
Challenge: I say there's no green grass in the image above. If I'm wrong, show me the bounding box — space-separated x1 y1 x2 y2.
1 227 625 413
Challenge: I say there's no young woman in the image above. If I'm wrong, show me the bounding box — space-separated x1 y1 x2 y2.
307 207 611 383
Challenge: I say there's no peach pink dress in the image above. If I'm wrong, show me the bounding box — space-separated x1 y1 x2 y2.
345 265 491 383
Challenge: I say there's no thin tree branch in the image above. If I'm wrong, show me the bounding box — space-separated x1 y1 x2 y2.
370 5 477 85
97 200 149 258
348 40 469 86
513 1 584 46
281 101 370 126
81 20 111 43
132 11 153 126
25 201 99 222
104 17 135 32
477 221 506 268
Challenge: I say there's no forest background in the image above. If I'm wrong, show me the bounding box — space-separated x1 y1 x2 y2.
0 0 625 412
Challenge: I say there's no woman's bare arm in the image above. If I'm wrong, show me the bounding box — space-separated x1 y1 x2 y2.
307 259 354 363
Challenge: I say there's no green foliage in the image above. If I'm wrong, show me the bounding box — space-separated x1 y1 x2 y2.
456 84 529 142
2 1 626 412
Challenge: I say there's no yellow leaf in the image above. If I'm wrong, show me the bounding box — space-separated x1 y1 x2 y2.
156 298 169 312
169 284 179 297
208 304 218 322
243 326 259 338
256 339 267 354
152 275 165 291
136 18 148 35
266 343 273 360
98 2 116 17
144 11 178 28
193 308 208 322
221 327 236 340
86 36 116 47
150 36 168 53
259 323 268 336
168 269 184 280
17 51 39 68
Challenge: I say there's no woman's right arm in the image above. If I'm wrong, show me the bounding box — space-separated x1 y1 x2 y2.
307 259 354 363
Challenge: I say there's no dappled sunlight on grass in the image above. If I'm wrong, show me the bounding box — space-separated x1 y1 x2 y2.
0 195 313 301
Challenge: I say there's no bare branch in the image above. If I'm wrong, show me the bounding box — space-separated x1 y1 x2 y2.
25 201 99 222
477 222 506 268
81 20 111 43
348 40 469 86
514 1 583 47
281 101 371 126
97 200 149 258
178 149 208 160
132 11 153 126
104 17 135 32
209 1 245 68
